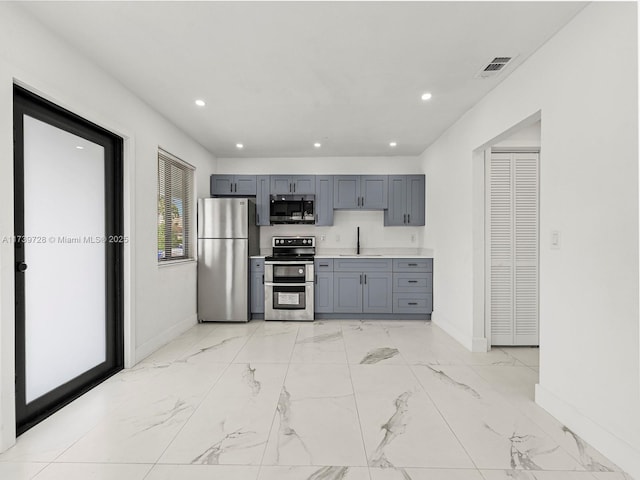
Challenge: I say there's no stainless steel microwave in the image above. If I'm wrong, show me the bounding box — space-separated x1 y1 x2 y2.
269 194 315 224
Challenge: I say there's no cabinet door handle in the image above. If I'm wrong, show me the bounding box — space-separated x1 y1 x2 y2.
364 274 367 284
408 263 417 266
293 183 296 192
315 274 317 284
359 274 362 284
408 280 418 283
230 183 233 193
408 302 418 306
262 274 264 284
407 213 410 223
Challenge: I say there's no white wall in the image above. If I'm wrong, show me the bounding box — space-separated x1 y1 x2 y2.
420 3 639 477
215 156 427 254
0 3 215 451
493 120 541 149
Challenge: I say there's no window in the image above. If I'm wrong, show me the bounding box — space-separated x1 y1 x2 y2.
157 149 194 262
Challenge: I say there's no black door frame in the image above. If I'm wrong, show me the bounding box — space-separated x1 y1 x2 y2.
13 85 124 434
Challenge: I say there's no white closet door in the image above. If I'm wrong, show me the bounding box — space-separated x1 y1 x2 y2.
488 151 539 346
514 154 539 345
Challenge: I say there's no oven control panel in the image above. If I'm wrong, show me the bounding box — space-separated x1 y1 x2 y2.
272 236 315 247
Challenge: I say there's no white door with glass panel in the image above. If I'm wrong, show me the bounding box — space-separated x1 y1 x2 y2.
14 86 123 433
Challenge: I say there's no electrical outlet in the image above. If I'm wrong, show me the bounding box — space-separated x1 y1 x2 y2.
551 230 560 249
320 234 326 242
410 234 416 243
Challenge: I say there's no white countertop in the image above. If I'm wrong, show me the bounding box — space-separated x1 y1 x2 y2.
315 254 433 259
253 249 434 259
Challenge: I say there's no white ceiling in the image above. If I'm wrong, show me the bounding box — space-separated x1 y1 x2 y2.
18 1 585 158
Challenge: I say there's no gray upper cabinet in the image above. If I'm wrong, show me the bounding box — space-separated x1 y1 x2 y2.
384 175 425 226
361 175 388 209
293 176 315 194
270 175 315 194
406 175 425 225
333 175 388 210
333 176 359 209
256 175 271 226
315 175 334 226
211 175 257 196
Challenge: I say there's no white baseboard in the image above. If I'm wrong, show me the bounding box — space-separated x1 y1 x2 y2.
472 336 488 352
134 314 197 364
535 383 640 479
432 314 473 351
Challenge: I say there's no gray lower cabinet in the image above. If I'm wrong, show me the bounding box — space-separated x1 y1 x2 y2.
392 258 433 314
250 258 265 314
362 272 394 313
315 272 334 313
333 258 393 314
333 272 364 313
315 259 334 313
385 175 425 226
333 271 393 314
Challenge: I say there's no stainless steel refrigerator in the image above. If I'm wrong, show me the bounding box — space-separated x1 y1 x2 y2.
197 197 260 322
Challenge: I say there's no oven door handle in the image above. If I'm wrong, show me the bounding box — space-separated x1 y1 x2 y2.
265 282 311 287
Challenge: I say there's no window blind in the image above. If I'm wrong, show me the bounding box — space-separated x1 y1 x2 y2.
157 149 194 262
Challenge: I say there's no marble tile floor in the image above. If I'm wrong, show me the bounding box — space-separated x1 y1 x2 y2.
0 320 633 480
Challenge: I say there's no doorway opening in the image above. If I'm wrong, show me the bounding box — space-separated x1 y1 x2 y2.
471 114 541 351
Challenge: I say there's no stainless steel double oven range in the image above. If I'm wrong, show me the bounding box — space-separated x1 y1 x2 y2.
264 236 315 321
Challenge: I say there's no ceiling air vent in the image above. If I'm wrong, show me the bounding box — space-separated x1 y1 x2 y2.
476 56 514 79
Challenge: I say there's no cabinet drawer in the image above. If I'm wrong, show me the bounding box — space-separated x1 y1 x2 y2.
334 258 392 272
393 293 432 314
393 258 433 272
250 258 265 272
393 273 432 293
314 259 334 271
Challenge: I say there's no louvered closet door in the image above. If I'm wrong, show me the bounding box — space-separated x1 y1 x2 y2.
488 152 539 346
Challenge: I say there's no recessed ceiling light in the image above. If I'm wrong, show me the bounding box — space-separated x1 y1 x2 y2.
76 145 84 150
314 142 321 148
195 99 206 107
236 143 244 149
389 141 397 147
421 92 432 101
